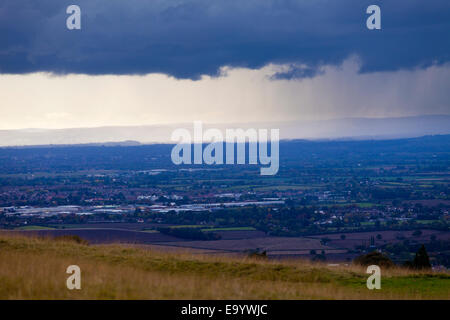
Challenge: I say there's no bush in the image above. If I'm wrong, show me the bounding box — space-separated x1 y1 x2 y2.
353 251 394 268
53 235 89 245
312 253 326 262
247 249 267 259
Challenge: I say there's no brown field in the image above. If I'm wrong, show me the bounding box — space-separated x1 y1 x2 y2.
214 230 267 240
6 228 449 261
12 228 182 243
309 230 449 250
157 236 335 253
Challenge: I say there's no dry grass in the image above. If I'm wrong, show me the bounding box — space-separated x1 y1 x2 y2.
0 233 448 300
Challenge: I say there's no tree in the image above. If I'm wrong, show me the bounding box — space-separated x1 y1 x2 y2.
412 230 422 237
412 245 431 270
312 253 326 262
340 234 346 240
247 249 267 259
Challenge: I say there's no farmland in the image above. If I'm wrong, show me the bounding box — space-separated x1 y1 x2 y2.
7 226 449 264
0 136 449 267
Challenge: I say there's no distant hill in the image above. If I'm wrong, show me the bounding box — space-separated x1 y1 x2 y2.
0 134 448 174
0 115 449 147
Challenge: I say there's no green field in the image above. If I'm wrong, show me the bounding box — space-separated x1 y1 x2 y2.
202 226 256 232
15 225 56 231
416 220 439 225
169 225 206 229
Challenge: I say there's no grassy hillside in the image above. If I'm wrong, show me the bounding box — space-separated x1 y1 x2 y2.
0 233 448 299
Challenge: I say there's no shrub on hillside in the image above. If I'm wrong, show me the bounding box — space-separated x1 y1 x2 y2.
246 249 267 259
312 254 326 262
53 235 89 245
353 251 394 268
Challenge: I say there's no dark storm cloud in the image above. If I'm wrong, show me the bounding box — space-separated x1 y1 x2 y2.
271 64 324 80
0 0 449 79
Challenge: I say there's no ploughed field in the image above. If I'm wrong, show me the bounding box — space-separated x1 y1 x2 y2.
6 225 449 261
310 230 450 248
13 228 183 243
10 228 339 257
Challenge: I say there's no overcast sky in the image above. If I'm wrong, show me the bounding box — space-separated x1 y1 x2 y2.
0 0 449 129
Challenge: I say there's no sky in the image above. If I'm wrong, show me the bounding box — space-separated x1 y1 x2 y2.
0 0 449 130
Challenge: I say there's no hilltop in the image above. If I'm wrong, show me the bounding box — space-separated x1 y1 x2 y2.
0 233 448 299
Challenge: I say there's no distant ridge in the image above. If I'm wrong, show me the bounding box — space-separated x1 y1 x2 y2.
0 115 449 147
3 140 142 149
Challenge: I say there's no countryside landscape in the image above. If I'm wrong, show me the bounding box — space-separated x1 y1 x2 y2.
0 135 449 299
1 233 448 299
0 0 449 304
